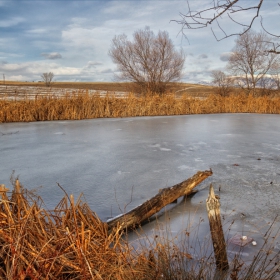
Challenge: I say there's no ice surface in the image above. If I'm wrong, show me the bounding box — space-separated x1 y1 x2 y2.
1 113 280 260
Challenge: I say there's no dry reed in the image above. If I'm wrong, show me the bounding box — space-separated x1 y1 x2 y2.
1 92 280 123
0 181 132 279
1 180 280 279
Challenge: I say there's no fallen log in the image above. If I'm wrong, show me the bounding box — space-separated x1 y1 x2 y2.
107 169 212 232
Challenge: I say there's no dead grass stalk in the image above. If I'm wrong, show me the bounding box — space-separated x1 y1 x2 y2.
1 92 280 123
1 181 280 279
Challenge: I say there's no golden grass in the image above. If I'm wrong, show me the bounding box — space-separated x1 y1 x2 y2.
1 92 280 123
1 180 280 279
0 181 150 279
1 180 217 279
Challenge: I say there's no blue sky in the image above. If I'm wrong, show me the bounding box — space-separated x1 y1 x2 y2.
0 0 279 83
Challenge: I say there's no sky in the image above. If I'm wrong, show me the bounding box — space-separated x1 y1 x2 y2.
0 0 279 83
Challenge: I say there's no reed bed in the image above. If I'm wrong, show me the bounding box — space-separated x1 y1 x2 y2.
0 180 158 280
1 180 280 279
1 92 280 123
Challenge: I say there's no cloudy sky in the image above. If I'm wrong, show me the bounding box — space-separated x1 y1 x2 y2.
0 0 279 83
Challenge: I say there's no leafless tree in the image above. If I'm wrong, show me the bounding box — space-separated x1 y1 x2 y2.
269 61 280 90
211 70 233 96
108 27 185 94
41 72 54 87
226 30 279 93
272 73 280 91
174 0 280 54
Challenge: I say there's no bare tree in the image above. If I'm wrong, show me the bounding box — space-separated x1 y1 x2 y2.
174 0 280 54
41 72 54 87
269 61 280 90
272 73 280 91
258 76 276 95
211 70 233 96
108 27 185 94
227 30 279 93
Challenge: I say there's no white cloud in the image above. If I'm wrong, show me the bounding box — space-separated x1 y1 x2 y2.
85 61 103 69
220 52 233 62
100 68 114 74
0 17 25 28
0 52 24 61
26 28 48 34
58 1 192 80
62 26 113 52
182 69 212 82
68 17 89 28
41 52 62 60
0 61 80 80
8 75 26 80
0 59 115 82
1 1 277 83
53 66 81 76
0 63 27 72
103 2 128 15
198 54 208 59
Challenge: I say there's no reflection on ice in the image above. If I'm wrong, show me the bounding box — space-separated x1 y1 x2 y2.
159 148 171 151
178 165 192 171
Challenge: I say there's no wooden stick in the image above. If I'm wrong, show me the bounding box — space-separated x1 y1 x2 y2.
206 184 229 271
107 169 212 231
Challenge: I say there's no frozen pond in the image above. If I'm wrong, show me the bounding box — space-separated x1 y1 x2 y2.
1 113 280 262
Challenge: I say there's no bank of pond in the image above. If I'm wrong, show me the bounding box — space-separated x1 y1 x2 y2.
1 92 280 122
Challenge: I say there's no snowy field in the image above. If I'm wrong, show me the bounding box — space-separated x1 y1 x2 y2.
0 85 128 100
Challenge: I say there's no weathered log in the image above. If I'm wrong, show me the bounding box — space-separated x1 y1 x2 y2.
107 169 212 232
206 184 229 271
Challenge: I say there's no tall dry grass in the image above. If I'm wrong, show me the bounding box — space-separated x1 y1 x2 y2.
0 180 153 279
1 180 280 279
1 92 280 123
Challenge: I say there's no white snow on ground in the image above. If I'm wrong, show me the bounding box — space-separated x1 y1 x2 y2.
0 85 128 100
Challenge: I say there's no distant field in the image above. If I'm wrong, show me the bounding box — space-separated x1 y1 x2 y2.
3 81 133 91
1 81 279 100
1 81 215 97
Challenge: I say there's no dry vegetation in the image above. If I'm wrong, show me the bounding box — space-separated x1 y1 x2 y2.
1 89 280 122
0 181 146 279
1 82 280 279
1 181 280 279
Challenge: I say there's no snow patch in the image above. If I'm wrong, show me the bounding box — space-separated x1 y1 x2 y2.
178 165 191 170
149 144 161 148
160 148 171 151
117 171 130 175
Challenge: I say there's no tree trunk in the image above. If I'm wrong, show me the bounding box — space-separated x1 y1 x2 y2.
206 184 229 271
107 169 212 232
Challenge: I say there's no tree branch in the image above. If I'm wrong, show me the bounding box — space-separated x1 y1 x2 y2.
173 0 280 42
